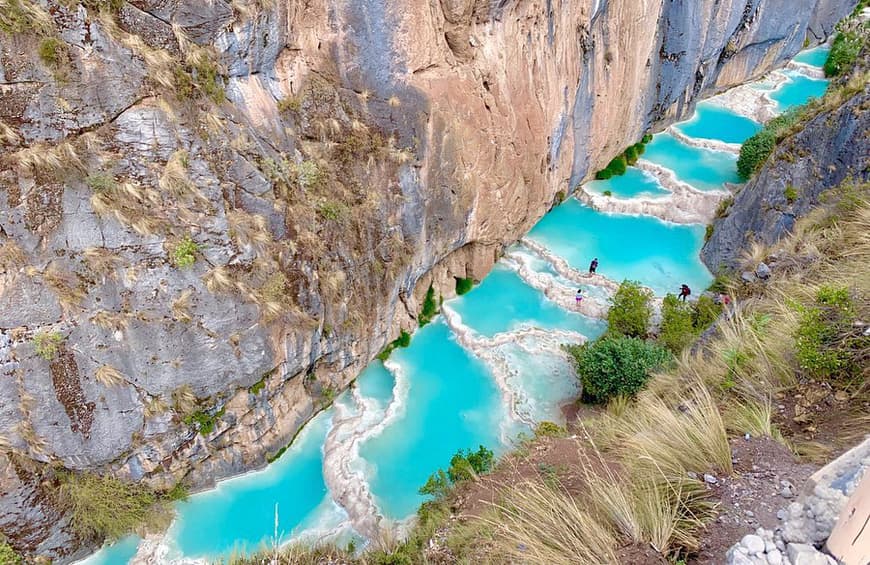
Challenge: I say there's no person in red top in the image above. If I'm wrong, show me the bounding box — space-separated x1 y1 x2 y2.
679 284 691 301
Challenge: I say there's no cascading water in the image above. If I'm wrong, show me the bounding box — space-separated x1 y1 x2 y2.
78 44 832 565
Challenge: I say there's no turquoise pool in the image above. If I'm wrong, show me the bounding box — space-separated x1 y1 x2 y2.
674 102 761 144
449 265 606 339
358 320 510 519
163 408 337 559
585 167 670 199
642 132 742 191
526 199 712 296
793 46 830 68
770 71 829 111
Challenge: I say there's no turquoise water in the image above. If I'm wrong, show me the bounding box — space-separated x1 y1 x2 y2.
793 46 830 68
358 320 509 519
450 265 606 338
76 536 140 565
770 71 829 111
163 408 336 559
356 362 396 408
674 102 761 144
585 167 670 198
642 133 741 191
526 199 712 295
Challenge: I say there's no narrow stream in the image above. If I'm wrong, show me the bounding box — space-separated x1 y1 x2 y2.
80 45 831 565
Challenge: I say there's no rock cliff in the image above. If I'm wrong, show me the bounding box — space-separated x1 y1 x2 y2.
0 0 856 559
702 54 869 270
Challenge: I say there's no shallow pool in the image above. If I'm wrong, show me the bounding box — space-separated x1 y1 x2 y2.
642 133 742 191
770 71 829 111
358 320 511 519
674 102 761 144
163 408 337 560
584 167 670 199
526 199 712 296
449 266 606 339
793 46 830 68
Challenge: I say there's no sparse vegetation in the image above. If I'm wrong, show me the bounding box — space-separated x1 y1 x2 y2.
376 330 411 361
602 189 613 196
566 336 672 403
170 236 199 268
0 0 54 35
33 331 63 360
0 541 21 565
596 136 653 179
183 407 226 436
38 37 65 68
56 472 175 541
823 4 869 77
85 172 117 192
705 224 714 242
607 280 653 338
417 284 438 327
784 184 798 204
793 285 861 383
738 108 804 179
455 277 474 295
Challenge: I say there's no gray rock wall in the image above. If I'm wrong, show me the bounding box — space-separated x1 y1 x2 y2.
0 0 856 559
702 70 869 271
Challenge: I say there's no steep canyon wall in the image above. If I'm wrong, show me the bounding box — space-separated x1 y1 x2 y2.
0 0 855 558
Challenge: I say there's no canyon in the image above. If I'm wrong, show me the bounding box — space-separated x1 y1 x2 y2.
0 0 858 561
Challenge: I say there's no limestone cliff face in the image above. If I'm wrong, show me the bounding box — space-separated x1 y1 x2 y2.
702 62 869 270
0 0 855 559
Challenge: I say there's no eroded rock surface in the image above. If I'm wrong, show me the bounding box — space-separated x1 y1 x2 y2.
0 0 855 559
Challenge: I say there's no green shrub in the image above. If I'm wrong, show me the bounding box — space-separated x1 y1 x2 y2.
658 294 696 353
183 407 225 436
642 133 653 144
85 172 116 192
38 37 64 68
418 284 438 327
376 330 412 361
824 28 865 77
419 446 495 497
317 200 348 221
455 277 474 295
595 168 614 180
607 280 653 338
248 376 267 395
692 295 722 332
784 184 798 204
704 224 714 242
56 472 173 541
624 145 639 165
607 155 628 176
534 421 567 437
566 336 672 403
192 59 225 104
738 109 804 179
794 285 859 381
633 141 646 156
171 236 199 268
0 542 21 565
33 331 63 360
603 190 612 196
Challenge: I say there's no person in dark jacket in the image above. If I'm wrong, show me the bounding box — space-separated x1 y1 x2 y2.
679 284 691 302
589 258 599 274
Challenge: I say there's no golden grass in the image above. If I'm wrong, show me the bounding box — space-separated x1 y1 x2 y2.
83 247 122 279
171 384 196 416
171 289 193 323
598 385 733 477
9 141 86 179
0 240 27 272
725 398 786 445
0 119 20 146
43 263 86 310
202 265 235 294
490 480 618 565
95 364 125 387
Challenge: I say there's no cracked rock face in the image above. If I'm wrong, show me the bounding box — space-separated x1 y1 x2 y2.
0 0 855 560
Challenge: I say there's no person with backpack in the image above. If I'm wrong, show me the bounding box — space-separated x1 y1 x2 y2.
679 284 691 302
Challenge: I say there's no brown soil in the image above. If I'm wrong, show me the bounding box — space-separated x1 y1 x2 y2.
691 437 818 564
773 380 870 463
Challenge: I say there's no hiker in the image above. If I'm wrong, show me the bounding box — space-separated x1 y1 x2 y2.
575 288 584 306
589 258 598 274
679 284 691 302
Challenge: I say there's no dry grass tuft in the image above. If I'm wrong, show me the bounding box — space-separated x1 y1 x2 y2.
90 309 129 333
490 479 618 565
172 384 197 416
43 262 86 310
0 240 27 272
171 289 193 322
0 119 20 146
202 266 235 294
83 247 123 280
227 210 272 254
10 141 86 180
95 364 125 387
